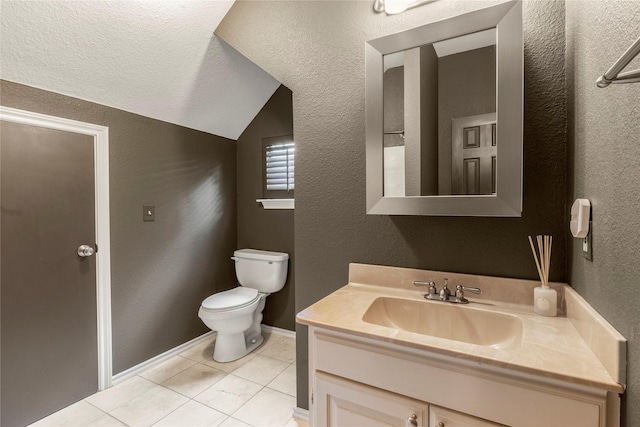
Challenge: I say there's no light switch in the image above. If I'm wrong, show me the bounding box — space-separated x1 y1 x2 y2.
143 204 155 222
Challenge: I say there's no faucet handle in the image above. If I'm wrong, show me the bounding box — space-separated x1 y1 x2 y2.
455 285 482 301
453 284 481 304
414 280 438 297
413 280 434 287
456 284 482 294
413 280 436 292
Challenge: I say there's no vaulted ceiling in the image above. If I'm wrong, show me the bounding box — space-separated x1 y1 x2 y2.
0 0 280 140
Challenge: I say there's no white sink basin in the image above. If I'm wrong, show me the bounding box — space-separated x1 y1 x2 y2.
362 297 523 348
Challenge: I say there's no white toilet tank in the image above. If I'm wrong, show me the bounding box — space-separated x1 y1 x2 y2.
233 249 289 293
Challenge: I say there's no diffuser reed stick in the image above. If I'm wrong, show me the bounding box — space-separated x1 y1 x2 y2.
529 235 556 316
528 235 552 288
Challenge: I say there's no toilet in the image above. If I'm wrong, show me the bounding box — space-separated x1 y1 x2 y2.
198 249 289 362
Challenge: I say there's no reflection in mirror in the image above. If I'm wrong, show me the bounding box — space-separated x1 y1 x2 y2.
382 29 497 197
365 0 522 216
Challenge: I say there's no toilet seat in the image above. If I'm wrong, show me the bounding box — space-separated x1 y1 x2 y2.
200 287 259 312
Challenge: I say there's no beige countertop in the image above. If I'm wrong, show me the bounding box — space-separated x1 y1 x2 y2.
297 264 625 394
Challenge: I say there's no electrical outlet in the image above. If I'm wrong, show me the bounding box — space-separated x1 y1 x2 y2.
582 221 593 261
143 204 155 222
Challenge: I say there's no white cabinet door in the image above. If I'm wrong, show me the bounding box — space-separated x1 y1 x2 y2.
430 405 506 427
314 371 428 427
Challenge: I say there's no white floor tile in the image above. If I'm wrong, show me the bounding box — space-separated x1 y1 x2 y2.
140 356 197 384
202 351 257 373
267 365 297 397
194 375 263 415
284 418 309 427
218 417 251 427
162 363 227 398
231 355 289 386
86 376 157 412
91 414 128 426
180 338 216 364
152 400 226 427
258 333 280 349
29 401 106 427
29 336 298 427
109 385 189 426
258 336 296 364
232 388 296 427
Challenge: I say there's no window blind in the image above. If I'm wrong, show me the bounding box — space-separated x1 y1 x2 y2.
266 142 295 192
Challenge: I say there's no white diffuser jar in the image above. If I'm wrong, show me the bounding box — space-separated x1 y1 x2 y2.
534 286 557 317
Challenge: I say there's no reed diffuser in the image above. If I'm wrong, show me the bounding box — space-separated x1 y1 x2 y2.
528 235 557 317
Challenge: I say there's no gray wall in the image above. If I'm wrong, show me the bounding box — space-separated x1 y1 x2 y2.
217 0 567 410
0 80 237 375
565 2 640 425
236 85 295 331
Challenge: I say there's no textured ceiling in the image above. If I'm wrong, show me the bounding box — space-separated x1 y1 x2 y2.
0 0 280 140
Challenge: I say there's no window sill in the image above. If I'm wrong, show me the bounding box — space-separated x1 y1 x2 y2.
257 199 295 210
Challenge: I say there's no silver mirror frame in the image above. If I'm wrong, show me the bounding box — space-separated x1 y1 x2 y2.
365 0 523 216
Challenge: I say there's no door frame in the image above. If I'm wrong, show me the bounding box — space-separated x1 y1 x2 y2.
0 106 113 390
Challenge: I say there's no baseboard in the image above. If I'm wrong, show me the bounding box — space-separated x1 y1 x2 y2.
262 324 296 339
110 326 295 387
293 407 310 423
111 331 216 386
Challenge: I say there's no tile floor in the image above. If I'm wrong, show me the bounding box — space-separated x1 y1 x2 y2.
29 334 307 427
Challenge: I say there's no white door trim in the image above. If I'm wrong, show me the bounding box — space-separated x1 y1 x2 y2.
0 106 113 390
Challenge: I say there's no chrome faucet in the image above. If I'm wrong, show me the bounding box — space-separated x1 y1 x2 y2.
413 280 437 297
453 284 482 303
438 278 451 301
413 278 482 304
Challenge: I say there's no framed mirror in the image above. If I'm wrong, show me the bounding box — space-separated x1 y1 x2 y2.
366 0 523 216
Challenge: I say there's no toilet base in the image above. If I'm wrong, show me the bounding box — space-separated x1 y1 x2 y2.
212 294 268 363
213 331 264 363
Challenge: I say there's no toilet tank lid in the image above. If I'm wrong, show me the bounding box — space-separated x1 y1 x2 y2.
234 249 289 261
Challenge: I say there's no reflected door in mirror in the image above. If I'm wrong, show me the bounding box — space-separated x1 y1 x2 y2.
452 113 496 195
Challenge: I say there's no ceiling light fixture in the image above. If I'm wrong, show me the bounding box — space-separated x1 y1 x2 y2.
373 0 438 15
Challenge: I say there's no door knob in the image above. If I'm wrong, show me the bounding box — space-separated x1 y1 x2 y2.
77 245 95 257
406 414 418 427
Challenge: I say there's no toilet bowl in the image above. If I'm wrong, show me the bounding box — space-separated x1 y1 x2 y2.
198 249 288 362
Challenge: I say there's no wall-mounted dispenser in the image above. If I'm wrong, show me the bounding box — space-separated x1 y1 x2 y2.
570 198 590 238
571 198 592 260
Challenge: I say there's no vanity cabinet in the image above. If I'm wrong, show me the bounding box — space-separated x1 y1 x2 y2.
308 326 617 427
315 371 428 427
314 370 501 427
430 406 505 427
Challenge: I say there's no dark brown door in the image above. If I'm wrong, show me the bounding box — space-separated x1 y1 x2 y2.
1 120 98 427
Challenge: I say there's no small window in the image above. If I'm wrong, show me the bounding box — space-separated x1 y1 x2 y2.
263 135 294 198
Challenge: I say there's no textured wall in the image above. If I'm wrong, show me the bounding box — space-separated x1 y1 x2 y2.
0 80 237 375
217 0 567 409
566 1 640 425
236 85 296 331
